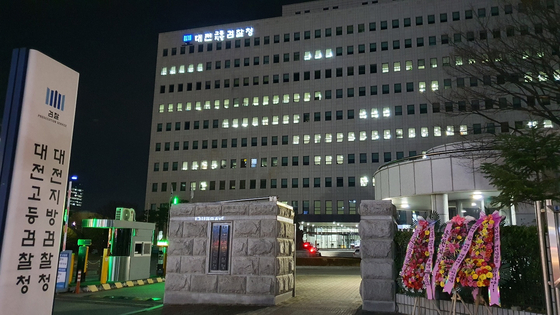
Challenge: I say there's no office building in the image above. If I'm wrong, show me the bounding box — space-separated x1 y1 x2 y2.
146 0 539 246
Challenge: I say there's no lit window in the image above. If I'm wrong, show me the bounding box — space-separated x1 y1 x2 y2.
223 99 230 108
304 93 311 102
199 182 207 191
384 129 391 139
396 129 403 139
262 117 269 125
283 94 290 103
421 127 429 137
360 176 369 186
394 62 401 72
188 64 194 72
304 51 312 60
272 116 279 125
419 82 426 93
325 134 332 143
359 109 367 119
446 125 454 136
197 63 203 72
161 67 167 75
372 130 379 140
459 125 468 135
371 109 379 118
204 101 211 109
211 160 218 170
455 56 463 66
434 126 442 137
337 155 344 164
263 96 269 105
179 65 185 73
293 114 300 123
252 117 259 127
314 156 321 165
166 104 173 112
159 104 164 113
315 50 323 59
382 63 389 73
325 49 333 58
177 103 183 111
294 93 300 102
544 120 554 128
325 156 333 165
383 107 391 117
232 119 239 128
195 102 202 111
405 60 413 71
253 97 259 106
222 119 229 128
251 159 257 168
186 102 192 111
170 66 176 75
182 162 188 170
201 161 208 169
408 128 416 138
243 98 249 106
192 161 199 170
283 115 289 124
214 100 220 109
337 133 344 142
430 58 438 68
528 121 538 128
273 95 280 104
431 81 439 91
348 132 356 141
314 91 322 100
242 118 248 127
314 134 321 143
418 59 425 69
360 131 367 141
293 135 300 144
304 135 311 144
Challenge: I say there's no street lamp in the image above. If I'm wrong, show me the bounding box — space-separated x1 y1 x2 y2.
62 175 78 251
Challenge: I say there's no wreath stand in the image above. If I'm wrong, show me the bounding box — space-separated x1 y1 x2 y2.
450 291 474 315
473 292 494 315
410 296 443 315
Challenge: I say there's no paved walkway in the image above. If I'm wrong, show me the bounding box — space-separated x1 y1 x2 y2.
151 266 366 315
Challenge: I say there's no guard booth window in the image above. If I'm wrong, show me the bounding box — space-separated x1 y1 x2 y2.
209 223 231 273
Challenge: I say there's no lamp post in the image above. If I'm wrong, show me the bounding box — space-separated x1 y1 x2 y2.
62 175 77 251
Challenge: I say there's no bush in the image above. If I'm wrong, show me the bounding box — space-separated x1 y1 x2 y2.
395 225 544 311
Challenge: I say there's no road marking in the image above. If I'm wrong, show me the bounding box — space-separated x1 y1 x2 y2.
119 304 163 315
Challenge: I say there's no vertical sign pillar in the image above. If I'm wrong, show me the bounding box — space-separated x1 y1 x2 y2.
0 49 79 314
359 200 398 313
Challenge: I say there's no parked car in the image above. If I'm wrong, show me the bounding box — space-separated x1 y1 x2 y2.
296 242 321 257
353 248 360 258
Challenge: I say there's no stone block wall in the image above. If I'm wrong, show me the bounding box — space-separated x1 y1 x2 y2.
164 201 295 306
359 200 398 312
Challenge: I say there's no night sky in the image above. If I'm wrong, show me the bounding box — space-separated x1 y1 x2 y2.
0 0 309 213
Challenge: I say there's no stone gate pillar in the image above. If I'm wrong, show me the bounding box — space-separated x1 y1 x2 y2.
164 199 295 306
359 200 397 312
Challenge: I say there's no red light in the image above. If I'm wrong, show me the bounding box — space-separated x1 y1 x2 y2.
303 242 310 248
309 248 315 253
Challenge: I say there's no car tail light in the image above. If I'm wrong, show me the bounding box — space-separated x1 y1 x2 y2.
303 242 311 248
309 247 316 253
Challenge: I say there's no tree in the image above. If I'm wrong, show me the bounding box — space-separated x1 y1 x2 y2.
439 0 560 128
480 127 560 208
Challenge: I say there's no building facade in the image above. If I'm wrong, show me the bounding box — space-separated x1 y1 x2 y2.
146 0 536 247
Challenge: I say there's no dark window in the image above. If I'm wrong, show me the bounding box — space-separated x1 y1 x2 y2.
420 104 428 114
428 14 435 24
337 177 344 187
407 104 415 115
395 106 403 116
440 13 447 22
325 177 332 187
384 152 392 163
416 16 423 25
380 21 387 30
372 153 379 163
369 22 376 31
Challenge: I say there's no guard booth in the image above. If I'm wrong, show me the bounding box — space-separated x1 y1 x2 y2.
82 208 155 282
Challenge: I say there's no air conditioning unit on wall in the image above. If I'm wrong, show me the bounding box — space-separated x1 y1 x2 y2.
115 207 136 221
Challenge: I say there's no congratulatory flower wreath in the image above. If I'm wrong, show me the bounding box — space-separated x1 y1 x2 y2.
399 218 436 295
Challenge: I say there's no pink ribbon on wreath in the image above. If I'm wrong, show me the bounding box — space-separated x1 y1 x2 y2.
489 212 502 306
443 213 485 294
431 221 453 297
400 224 421 278
424 222 436 299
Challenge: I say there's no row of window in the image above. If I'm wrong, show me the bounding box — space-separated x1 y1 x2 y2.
151 175 375 194
161 5 515 56
154 120 552 152
154 152 418 173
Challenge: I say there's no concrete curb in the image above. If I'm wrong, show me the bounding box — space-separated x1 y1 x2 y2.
71 277 165 293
